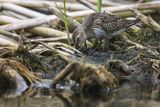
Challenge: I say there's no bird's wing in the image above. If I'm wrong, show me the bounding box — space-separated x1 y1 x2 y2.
102 19 138 35
92 13 122 31
101 13 121 23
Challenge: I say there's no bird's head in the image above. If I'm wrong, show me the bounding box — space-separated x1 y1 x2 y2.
71 27 87 48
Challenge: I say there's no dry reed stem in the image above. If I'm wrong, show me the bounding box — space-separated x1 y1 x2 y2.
131 9 160 32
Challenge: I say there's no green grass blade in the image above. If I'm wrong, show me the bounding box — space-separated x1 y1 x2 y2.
63 0 71 46
97 0 102 13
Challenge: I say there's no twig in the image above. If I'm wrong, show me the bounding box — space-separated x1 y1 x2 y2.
104 1 160 13
1 3 46 18
26 27 67 37
0 29 20 40
127 54 141 65
0 15 66 37
67 2 160 18
47 42 84 57
0 15 57 31
0 0 90 11
131 9 160 32
0 34 18 48
121 33 159 57
28 42 84 58
43 3 81 27
1 1 160 15
1 10 28 19
24 37 69 43
67 9 156 19
107 59 134 75
88 0 122 6
39 42 70 62
115 9 156 17
76 0 96 11
0 15 20 24
52 62 79 85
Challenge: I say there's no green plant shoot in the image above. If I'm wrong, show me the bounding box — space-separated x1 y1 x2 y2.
63 0 71 46
97 0 102 13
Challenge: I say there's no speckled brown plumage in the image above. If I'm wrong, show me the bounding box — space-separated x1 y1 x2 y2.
72 13 139 49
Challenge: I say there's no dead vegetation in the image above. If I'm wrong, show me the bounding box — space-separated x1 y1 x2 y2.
0 0 159 103
52 62 118 98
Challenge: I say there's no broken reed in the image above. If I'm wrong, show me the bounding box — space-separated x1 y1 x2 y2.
97 0 102 13
63 0 71 46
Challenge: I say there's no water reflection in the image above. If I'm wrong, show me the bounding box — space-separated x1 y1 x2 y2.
0 89 160 107
0 75 159 107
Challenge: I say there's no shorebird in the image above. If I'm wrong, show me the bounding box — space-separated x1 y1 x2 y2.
72 12 139 51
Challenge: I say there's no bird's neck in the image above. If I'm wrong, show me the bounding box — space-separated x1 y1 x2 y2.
82 18 93 30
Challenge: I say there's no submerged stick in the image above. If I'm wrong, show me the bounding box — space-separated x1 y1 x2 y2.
52 62 80 85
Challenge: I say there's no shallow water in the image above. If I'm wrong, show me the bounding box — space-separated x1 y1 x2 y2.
0 91 160 107
0 79 160 107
